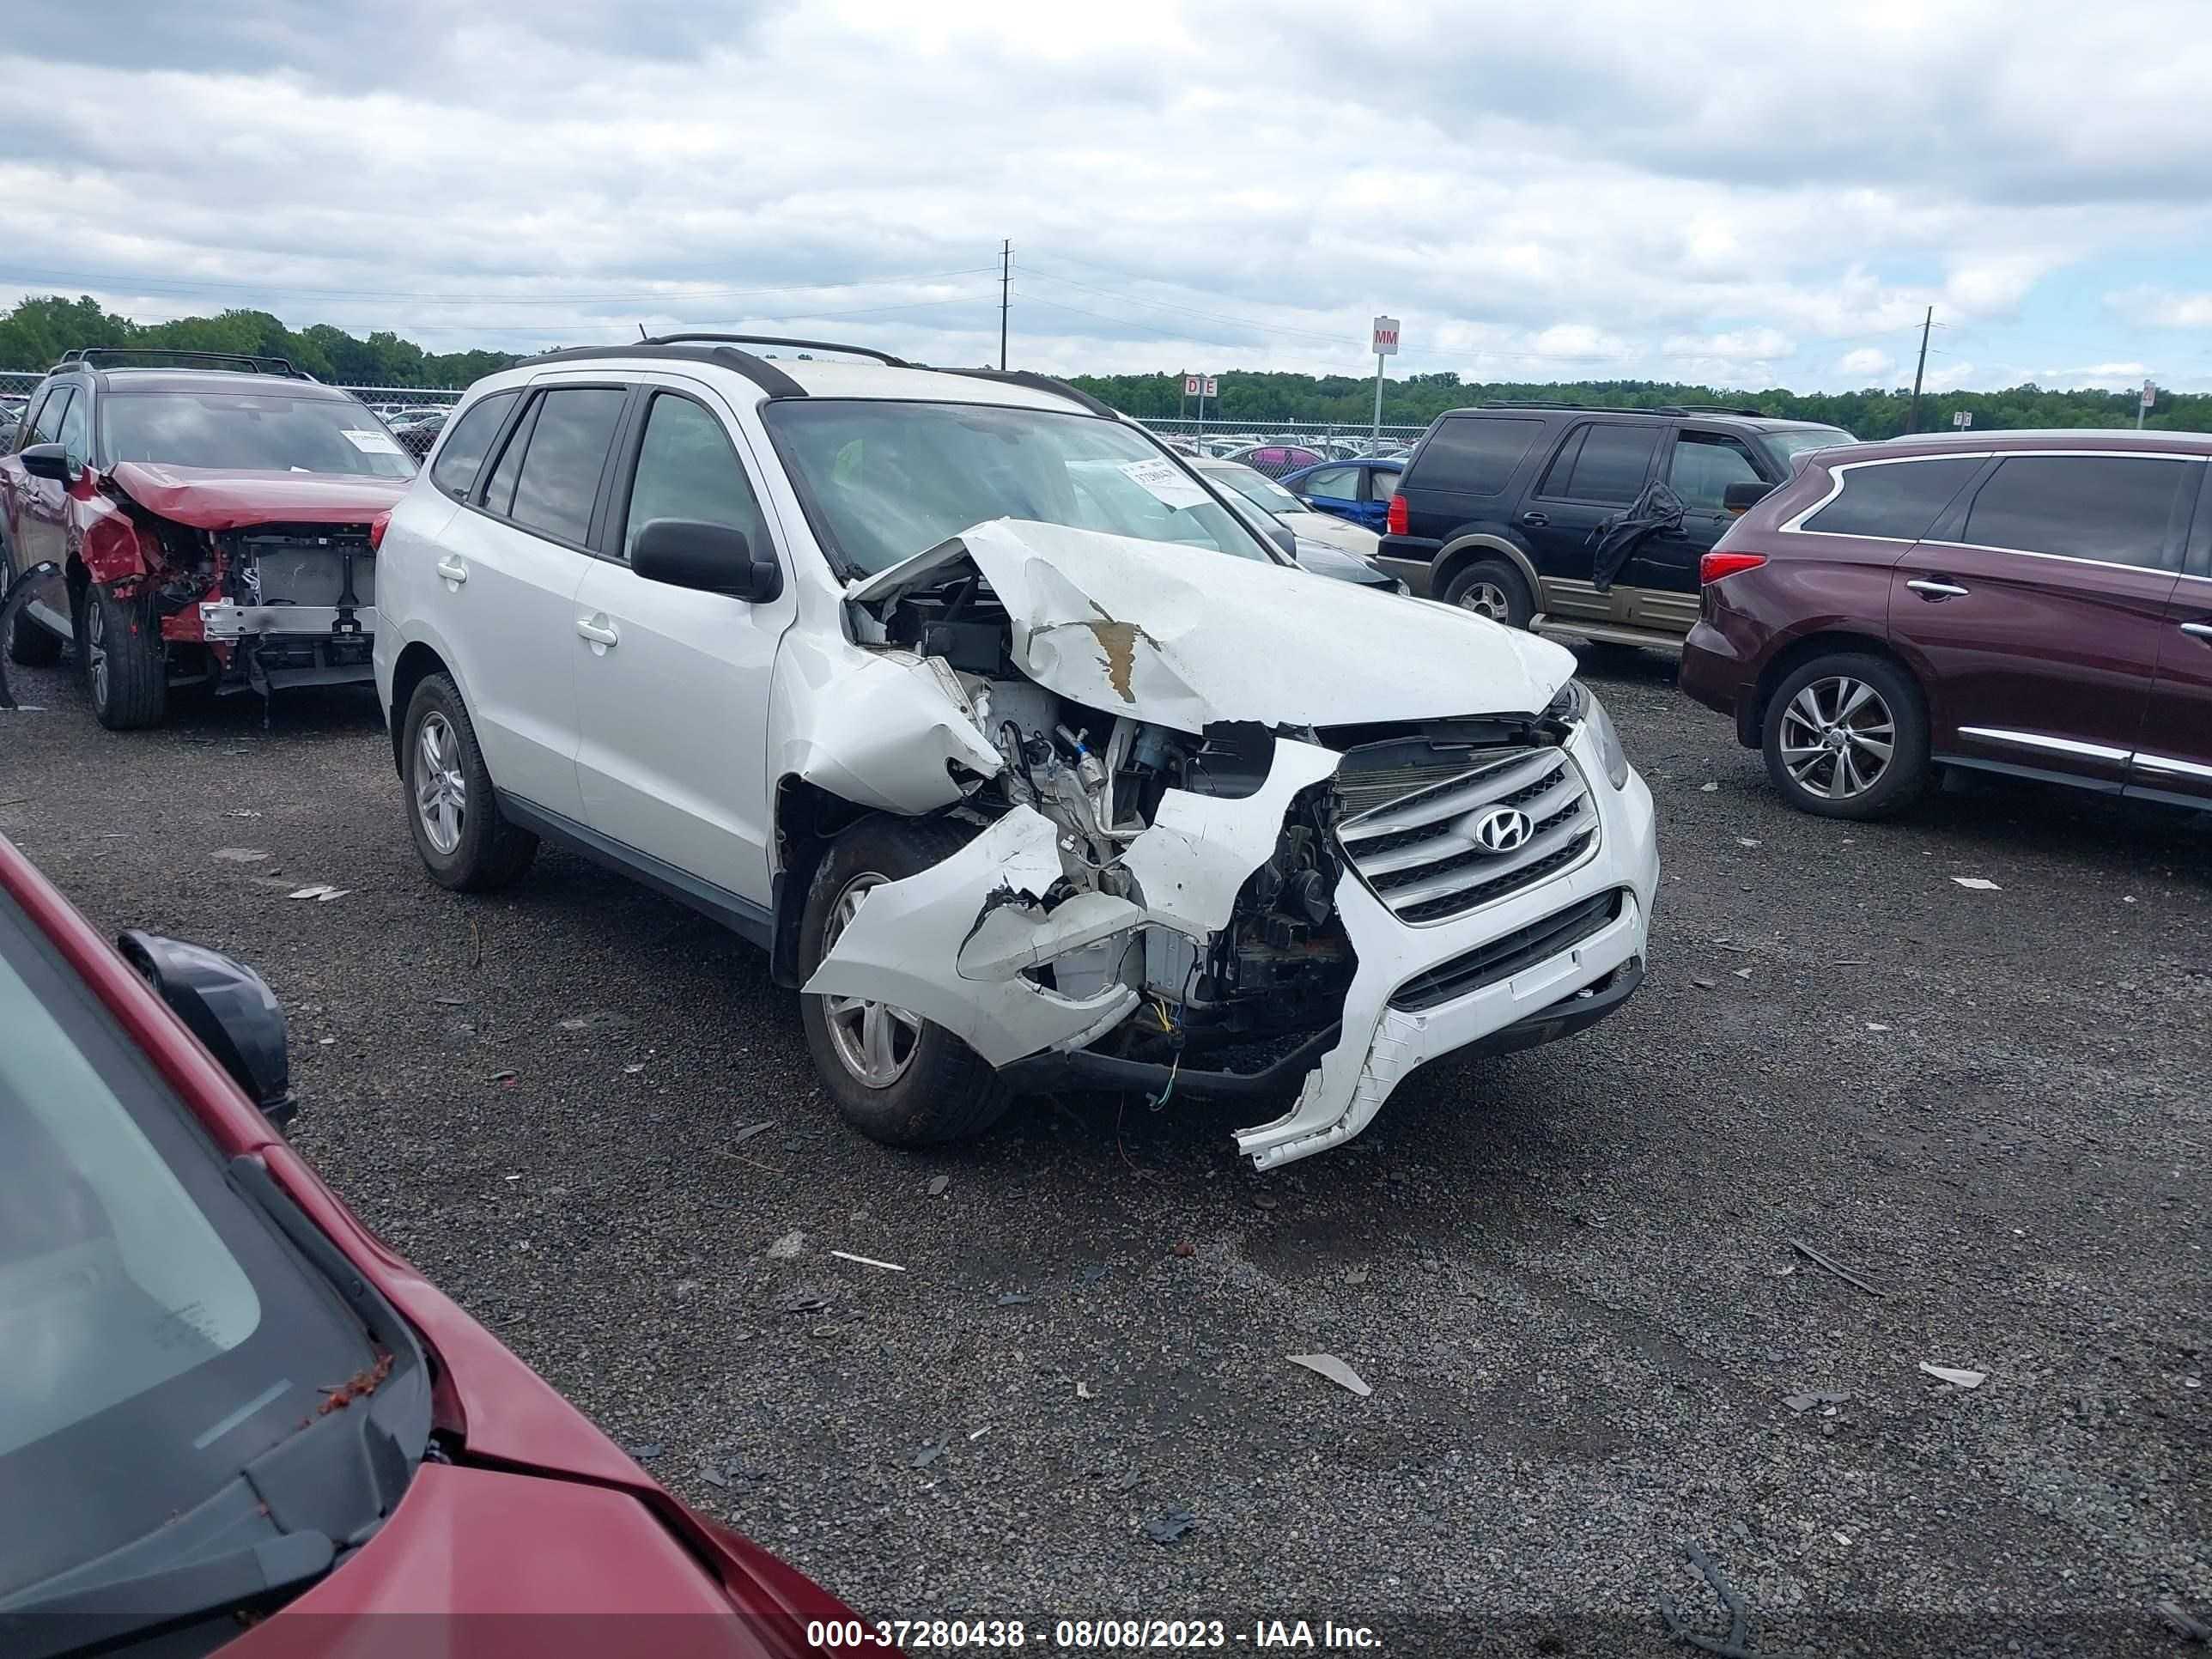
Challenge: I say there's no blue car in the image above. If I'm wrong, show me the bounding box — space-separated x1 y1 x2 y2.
1278 457 1405 531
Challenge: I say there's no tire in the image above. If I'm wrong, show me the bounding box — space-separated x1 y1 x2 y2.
79 581 167 730
799 814 1015 1148
1761 652 1929 821
401 672 538 890
1441 557 1534 629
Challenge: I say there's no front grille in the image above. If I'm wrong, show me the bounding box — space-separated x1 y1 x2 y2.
1337 744 1597 926
1389 890 1624 1012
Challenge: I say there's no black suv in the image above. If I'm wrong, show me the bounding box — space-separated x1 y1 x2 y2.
1378 402 1854 647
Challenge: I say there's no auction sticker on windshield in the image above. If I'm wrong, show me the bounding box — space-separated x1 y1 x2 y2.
1118 457 1210 509
342 429 404 455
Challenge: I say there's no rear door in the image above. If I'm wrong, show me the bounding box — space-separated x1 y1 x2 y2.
2131 464 2212 806
1520 420 1664 626
572 380 794 909
1890 450 2193 787
428 381 629 820
1352 462 1401 530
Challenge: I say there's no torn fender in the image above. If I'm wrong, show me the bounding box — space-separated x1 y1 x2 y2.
800 807 1140 1066
1119 738 1341 938
781 647 1003 817
850 520 1574 736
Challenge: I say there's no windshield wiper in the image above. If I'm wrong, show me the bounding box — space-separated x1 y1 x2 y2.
0 1532 334 1659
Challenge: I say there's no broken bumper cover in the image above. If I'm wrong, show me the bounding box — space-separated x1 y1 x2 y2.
1232 724 1656 1170
199 602 379 641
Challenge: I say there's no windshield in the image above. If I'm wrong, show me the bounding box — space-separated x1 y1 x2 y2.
1205 464 1304 517
1760 426 1856 464
765 400 1275 576
0 896 382 1597
100 392 418 478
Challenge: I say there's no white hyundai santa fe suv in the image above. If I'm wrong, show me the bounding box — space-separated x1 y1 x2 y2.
373 336 1658 1170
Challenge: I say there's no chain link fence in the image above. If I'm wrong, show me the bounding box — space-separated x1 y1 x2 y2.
0 366 1427 465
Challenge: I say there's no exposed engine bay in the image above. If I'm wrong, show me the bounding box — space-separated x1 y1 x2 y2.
800 518 1648 1169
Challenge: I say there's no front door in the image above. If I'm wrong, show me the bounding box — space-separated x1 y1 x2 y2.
1622 430 1771 638
1521 421 1664 626
573 384 793 909
1890 451 2194 787
11 386 75 571
2131 470 2212 806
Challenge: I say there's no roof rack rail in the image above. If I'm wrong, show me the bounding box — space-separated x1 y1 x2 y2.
1477 398 1686 416
56 347 314 380
1673 403 1768 417
645 332 914 368
518 339 808 399
931 367 1119 420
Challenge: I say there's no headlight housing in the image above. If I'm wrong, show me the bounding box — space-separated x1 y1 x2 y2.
1547 679 1630 790
1584 686 1631 790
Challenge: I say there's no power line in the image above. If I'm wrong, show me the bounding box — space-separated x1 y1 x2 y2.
1017 263 1357 347
0 264 1000 307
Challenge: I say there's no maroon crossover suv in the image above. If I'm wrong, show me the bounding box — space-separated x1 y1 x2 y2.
1680 429 2212 819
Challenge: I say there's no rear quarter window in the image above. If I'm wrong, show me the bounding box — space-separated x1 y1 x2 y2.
1411 416 1543 496
1800 456 1985 540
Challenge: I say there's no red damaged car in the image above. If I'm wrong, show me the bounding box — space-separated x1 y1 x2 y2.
0 350 409 729
0 830 874 1659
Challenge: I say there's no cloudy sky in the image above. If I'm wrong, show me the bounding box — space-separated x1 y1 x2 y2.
4 0 2209 392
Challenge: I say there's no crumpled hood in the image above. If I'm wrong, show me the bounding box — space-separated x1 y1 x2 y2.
850 518 1575 732
106 463 410 530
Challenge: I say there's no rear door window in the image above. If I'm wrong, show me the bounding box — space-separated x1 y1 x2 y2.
1369 466 1401 501
503 387 628 545
430 390 520 501
1959 454 2194 571
1415 416 1541 496
1801 456 1985 540
1547 423 1662 504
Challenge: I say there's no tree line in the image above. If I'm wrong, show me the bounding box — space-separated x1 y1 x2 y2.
2 295 2200 439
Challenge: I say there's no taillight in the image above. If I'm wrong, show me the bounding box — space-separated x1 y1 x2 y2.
1700 551 1768 584
368 510 391 551
1385 493 1407 536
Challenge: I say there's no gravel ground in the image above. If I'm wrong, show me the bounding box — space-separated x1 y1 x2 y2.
4 644 2207 1657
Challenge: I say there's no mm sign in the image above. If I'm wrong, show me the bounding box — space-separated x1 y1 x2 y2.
2142 379 2156 410
1371 316 1401 356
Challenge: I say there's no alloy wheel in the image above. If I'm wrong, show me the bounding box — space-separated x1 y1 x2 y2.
85 600 108 708
819 874 922 1088
1459 580 1510 622
1777 676 1896 801
414 712 467 855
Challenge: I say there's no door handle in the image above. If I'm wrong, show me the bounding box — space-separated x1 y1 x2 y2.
575 617 620 647
2182 622 2212 642
434 556 468 586
1907 579 1969 601
1520 511 1549 528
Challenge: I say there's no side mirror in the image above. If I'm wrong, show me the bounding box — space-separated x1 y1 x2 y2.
631 519 782 603
117 931 296 1129
20 442 70 483
1722 481 1774 514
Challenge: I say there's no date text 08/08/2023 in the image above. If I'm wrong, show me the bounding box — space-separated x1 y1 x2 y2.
805 1618 1387 1650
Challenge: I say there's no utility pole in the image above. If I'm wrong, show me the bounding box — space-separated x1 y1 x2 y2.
1906 306 1932 434
999 240 1011 371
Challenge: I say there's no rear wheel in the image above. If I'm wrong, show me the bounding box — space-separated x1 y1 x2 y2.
1761 653 1929 820
799 815 1015 1147
80 582 167 729
1442 557 1534 629
401 672 538 890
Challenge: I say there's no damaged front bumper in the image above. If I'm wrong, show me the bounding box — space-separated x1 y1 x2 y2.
199 601 379 641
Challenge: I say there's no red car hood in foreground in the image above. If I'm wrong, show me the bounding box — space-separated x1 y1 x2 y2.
106 463 409 529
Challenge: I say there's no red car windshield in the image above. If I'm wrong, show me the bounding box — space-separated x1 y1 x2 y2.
100 392 417 479
0 894 390 1599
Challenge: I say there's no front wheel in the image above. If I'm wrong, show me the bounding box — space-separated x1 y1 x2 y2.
1441 557 1534 629
1761 653 1929 820
80 582 167 729
799 815 1014 1147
